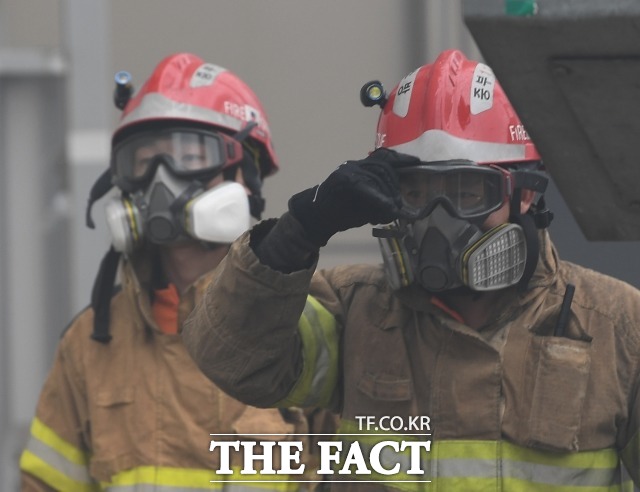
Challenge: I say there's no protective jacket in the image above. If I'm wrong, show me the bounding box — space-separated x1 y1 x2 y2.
183 216 640 491
19 250 319 491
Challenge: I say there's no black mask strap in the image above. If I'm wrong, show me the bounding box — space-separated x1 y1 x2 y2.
86 168 114 229
531 195 554 229
233 121 265 219
510 187 540 291
243 157 265 219
90 246 121 343
509 169 554 290
511 212 540 291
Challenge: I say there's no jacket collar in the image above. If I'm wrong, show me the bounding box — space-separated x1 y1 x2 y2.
120 248 216 334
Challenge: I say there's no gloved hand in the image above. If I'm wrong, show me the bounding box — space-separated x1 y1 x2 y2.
288 148 418 247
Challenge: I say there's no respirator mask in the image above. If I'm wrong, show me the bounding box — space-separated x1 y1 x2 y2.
375 161 547 293
104 127 251 253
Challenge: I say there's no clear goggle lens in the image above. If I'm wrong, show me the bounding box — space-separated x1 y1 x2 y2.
397 162 509 220
112 128 243 190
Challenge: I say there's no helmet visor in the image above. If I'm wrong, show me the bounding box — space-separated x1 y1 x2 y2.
397 161 509 220
112 128 244 191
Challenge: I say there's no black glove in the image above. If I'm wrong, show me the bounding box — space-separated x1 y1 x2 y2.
288 148 418 247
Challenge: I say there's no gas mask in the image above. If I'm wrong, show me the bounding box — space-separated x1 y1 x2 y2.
375 161 548 293
102 127 253 253
104 164 250 253
378 204 527 292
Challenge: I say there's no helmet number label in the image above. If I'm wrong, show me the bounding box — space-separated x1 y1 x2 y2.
191 63 225 88
392 68 420 118
470 64 495 115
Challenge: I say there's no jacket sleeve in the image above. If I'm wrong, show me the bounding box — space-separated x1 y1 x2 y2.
19 324 99 491
20 472 58 492
620 350 640 486
183 219 343 410
617 293 640 487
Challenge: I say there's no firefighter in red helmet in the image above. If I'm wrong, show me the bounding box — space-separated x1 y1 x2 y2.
183 50 640 489
20 53 330 490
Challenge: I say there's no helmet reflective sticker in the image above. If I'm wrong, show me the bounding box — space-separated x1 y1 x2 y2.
470 63 495 115
390 129 527 163
376 50 541 165
392 68 420 118
190 63 225 88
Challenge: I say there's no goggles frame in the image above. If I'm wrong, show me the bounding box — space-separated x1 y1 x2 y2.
395 160 514 222
111 127 244 192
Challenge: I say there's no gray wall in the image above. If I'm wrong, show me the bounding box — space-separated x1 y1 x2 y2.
0 0 637 489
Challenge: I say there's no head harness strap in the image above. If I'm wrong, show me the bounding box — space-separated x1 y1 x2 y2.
86 168 114 229
232 121 265 219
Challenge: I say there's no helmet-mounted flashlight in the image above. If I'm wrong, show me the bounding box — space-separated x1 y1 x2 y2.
113 71 134 110
360 80 387 108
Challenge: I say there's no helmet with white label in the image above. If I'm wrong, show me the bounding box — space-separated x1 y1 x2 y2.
368 50 552 295
375 49 541 167
87 53 280 344
113 52 278 178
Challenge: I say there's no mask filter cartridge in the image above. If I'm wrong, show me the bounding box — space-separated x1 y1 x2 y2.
462 223 527 291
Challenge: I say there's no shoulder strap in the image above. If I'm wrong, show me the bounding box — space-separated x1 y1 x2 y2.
90 246 121 343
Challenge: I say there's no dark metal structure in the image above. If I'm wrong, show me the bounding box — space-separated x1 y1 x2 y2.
463 0 640 240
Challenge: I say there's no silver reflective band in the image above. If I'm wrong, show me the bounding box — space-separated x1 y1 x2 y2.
23 438 93 485
463 223 526 291
390 128 527 163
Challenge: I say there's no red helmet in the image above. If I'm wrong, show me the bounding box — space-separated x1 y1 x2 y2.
113 52 278 178
375 49 540 166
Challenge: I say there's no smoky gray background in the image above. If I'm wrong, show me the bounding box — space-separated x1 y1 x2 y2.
0 1 637 489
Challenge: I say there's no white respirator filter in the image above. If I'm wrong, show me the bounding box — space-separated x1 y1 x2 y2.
185 181 250 244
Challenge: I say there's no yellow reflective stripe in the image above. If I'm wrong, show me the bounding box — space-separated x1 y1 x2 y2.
31 417 89 465
20 450 99 492
106 466 219 487
506 440 620 469
20 418 97 490
436 440 620 469
276 296 338 408
104 485 299 492
334 421 627 490
392 478 632 492
104 466 301 491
